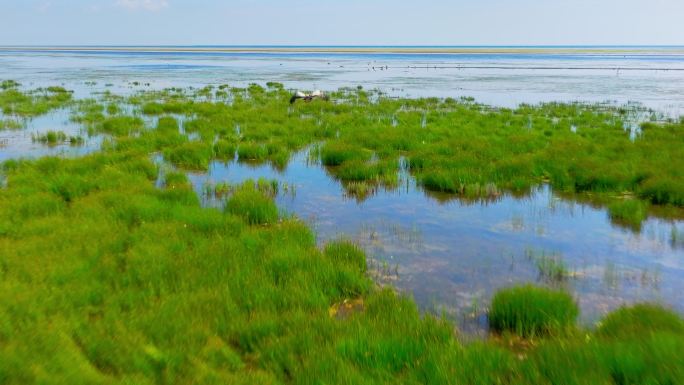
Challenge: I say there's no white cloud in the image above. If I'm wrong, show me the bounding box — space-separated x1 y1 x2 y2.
115 0 169 11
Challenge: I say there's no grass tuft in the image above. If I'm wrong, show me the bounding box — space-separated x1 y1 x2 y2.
597 304 684 339
608 199 648 229
225 180 279 225
489 285 578 337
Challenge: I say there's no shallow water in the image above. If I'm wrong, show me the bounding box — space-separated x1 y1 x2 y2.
2 47 684 115
0 109 103 162
183 150 684 331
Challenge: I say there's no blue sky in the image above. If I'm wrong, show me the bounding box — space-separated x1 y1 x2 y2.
1 0 683 45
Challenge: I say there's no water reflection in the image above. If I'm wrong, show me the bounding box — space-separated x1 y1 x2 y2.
182 149 684 331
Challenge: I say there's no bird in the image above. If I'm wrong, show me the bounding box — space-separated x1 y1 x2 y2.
290 90 329 104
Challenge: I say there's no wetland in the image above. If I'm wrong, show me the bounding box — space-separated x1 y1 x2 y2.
1 47 684 384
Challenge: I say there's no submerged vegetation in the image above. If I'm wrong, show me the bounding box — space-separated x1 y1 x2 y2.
0 82 683 383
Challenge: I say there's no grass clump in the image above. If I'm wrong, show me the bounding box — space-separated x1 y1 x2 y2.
597 304 684 339
69 135 84 145
33 130 66 144
323 240 370 297
31 131 79 145
638 176 684 207
96 116 144 136
213 139 237 160
156 116 179 133
608 199 648 229
0 119 23 130
320 142 370 166
225 180 279 225
163 141 213 170
489 285 578 337
343 180 378 201
163 171 190 189
237 142 268 161
324 240 367 273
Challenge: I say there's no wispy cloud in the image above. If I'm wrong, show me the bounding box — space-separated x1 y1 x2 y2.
115 0 169 12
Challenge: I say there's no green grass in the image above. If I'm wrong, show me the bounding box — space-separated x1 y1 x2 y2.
116 85 684 214
324 239 367 274
164 170 190 189
489 285 579 337
69 135 85 146
95 116 145 136
237 142 268 161
156 116 179 133
225 180 280 225
0 86 72 116
32 130 68 145
1 82 683 384
0 119 23 130
31 131 84 146
5 82 684 219
213 139 237 160
163 141 213 170
608 199 648 229
1 152 683 383
320 142 370 166
597 304 684 339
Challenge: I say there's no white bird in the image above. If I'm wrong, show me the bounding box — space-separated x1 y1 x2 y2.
290 90 329 104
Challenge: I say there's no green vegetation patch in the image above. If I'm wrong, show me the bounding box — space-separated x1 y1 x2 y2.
163 141 213 170
489 285 579 337
225 180 280 225
31 130 83 146
0 86 72 116
608 199 648 229
597 303 684 339
1 82 684 384
320 142 370 166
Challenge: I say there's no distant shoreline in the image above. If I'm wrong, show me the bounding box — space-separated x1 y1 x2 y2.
2 46 684 55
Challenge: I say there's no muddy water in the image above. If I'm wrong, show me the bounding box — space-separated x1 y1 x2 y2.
182 149 684 332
